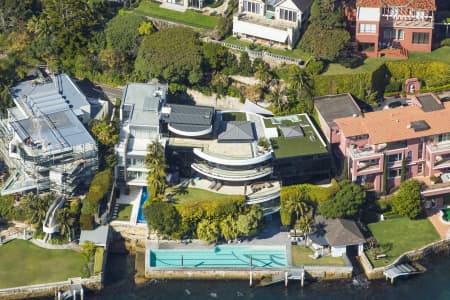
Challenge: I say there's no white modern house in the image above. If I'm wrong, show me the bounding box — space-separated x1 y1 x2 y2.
232 0 313 48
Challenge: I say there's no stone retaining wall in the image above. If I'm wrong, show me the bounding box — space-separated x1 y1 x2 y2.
110 223 148 254
0 275 102 300
359 239 450 280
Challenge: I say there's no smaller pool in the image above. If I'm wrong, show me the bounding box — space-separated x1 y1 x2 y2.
441 207 450 223
149 245 287 268
137 187 149 223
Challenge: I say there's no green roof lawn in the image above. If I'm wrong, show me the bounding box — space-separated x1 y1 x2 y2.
133 1 219 30
222 112 247 122
264 115 326 158
291 246 346 266
169 187 237 204
0 240 85 288
366 217 440 268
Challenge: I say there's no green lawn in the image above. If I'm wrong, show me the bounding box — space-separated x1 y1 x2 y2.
409 47 450 64
169 187 235 204
222 112 247 121
0 240 85 288
223 36 310 60
291 246 346 266
116 204 132 221
133 1 219 30
367 217 440 268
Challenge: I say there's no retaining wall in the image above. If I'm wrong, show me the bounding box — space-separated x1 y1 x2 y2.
0 275 102 300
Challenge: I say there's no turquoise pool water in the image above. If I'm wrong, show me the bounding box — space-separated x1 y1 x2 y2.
149 245 287 268
137 187 148 223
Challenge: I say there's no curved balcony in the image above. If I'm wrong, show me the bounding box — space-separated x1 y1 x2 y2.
193 147 273 167
246 190 280 204
168 124 212 137
191 162 273 182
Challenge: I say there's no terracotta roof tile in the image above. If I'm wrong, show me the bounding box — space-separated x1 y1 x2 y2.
335 102 450 144
356 0 436 10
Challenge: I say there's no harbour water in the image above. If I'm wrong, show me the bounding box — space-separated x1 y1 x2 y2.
77 252 450 300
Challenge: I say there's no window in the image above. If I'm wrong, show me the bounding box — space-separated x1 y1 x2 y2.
418 163 423 174
418 142 423 159
407 151 412 161
412 32 429 44
388 169 401 178
359 23 376 33
359 42 375 52
383 29 404 40
387 153 403 163
279 9 297 22
243 1 259 14
384 29 395 39
438 133 450 143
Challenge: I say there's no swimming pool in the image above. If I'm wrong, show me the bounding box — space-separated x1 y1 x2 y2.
137 187 149 223
149 245 287 268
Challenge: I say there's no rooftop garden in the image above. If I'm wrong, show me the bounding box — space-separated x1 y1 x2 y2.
0 240 85 288
264 115 327 158
221 111 247 122
366 217 440 268
291 245 346 266
132 1 219 30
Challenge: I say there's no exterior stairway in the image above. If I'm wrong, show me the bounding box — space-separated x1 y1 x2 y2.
378 45 409 58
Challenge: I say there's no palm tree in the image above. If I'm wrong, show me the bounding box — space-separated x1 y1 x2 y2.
268 83 286 112
296 215 313 237
145 140 167 200
287 65 312 112
255 62 271 89
56 207 75 242
21 193 54 228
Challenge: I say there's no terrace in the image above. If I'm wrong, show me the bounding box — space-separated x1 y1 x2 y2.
236 12 295 31
191 162 273 181
263 115 327 159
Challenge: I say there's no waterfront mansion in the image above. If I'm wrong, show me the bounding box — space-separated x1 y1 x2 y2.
115 82 330 218
315 93 450 193
232 0 313 49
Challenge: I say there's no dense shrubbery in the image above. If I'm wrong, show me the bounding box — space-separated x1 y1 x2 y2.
81 169 113 216
391 180 423 219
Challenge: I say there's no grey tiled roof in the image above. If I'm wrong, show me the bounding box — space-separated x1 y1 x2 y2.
280 125 304 138
218 121 255 142
314 216 365 246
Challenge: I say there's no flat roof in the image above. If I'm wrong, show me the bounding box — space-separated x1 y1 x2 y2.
264 114 327 159
416 94 443 112
314 94 362 126
80 225 110 246
10 73 90 116
122 83 167 127
335 101 450 144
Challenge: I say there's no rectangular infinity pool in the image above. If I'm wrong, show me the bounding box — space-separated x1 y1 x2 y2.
149 245 287 268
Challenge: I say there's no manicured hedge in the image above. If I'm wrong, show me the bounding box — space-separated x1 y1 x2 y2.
385 60 450 88
82 169 113 215
93 247 104 275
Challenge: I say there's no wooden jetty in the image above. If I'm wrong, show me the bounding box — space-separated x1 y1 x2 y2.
259 269 306 287
383 262 426 284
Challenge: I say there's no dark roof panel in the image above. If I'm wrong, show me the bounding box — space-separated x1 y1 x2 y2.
314 94 362 126
416 95 443 112
218 121 255 142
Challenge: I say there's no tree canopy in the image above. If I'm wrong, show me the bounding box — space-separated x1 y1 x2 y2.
319 180 365 219
134 27 203 84
144 201 180 236
391 180 423 219
104 13 144 56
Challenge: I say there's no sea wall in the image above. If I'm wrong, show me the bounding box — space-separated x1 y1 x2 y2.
110 222 149 254
0 275 102 300
360 239 450 280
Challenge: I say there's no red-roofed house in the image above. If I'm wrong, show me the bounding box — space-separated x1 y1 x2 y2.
331 94 450 192
354 0 436 58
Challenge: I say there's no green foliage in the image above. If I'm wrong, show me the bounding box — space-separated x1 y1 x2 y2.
220 215 239 241
134 27 203 85
305 59 326 76
0 195 16 220
400 156 407 183
318 180 365 219
82 169 112 215
384 60 450 89
105 13 144 56
145 140 167 200
236 205 263 237
90 120 119 146
391 180 423 219
239 52 253 76
196 219 220 243
80 214 94 230
300 27 350 61
144 201 180 236
93 247 104 274
20 193 55 227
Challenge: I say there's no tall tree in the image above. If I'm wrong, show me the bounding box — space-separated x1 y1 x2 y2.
392 180 423 219
144 201 180 236
145 140 167 200
319 180 365 219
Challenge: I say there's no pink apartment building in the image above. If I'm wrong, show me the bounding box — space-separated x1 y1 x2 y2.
331 93 450 192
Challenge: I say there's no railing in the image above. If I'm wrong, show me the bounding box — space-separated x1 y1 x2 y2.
193 147 273 167
191 162 273 181
205 38 305 66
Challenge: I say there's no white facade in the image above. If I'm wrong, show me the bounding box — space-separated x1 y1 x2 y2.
357 7 381 21
330 243 364 257
232 0 311 48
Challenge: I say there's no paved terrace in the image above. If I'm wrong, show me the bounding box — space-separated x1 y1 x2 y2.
237 12 295 30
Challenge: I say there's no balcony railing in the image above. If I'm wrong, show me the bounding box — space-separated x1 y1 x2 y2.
348 145 382 159
191 162 273 182
427 142 450 153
